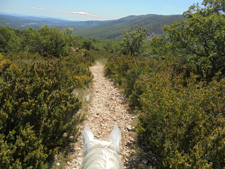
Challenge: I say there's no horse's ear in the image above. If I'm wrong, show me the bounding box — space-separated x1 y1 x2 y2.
109 125 121 154
83 125 94 148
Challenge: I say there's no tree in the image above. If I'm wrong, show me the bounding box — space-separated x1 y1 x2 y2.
121 25 147 56
163 0 225 80
38 26 69 57
0 26 19 53
22 28 40 53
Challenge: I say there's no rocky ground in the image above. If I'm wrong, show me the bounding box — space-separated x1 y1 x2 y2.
65 62 137 169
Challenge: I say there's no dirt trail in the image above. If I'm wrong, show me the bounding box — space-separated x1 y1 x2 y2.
66 62 135 169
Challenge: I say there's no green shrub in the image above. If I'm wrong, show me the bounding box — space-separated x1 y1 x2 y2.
137 72 225 168
0 53 92 168
105 54 225 168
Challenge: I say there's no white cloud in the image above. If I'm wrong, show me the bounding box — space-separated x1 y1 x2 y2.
32 7 96 17
32 7 45 10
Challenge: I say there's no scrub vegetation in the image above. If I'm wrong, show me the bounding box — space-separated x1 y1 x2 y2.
0 0 224 168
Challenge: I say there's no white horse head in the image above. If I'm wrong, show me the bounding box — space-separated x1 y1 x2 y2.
82 125 124 169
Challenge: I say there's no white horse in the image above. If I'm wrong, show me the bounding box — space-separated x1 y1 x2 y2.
82 125 124 169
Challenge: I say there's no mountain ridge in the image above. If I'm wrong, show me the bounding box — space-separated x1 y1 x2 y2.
0 13 107 30
0 13 184 39
74 14 184 39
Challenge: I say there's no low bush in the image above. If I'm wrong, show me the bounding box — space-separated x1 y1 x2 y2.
137 72 225 168
105 54 225 168
0 53 92 168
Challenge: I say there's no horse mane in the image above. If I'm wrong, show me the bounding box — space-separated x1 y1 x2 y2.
82 139 123 169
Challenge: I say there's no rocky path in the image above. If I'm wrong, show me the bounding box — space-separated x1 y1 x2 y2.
66 62 136 169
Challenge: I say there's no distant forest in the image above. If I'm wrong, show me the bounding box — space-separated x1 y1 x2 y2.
0 13 184 39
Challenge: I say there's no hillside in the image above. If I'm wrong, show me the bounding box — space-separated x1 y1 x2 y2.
0 13 184 39
74 14 184 39
0 13 106 30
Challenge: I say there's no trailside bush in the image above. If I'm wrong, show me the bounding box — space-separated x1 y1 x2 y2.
136 72 225 168
105 54 225 168
0 124 47 168
105 54 136 85
0 53 92 168
61 53 93 88
105 54 155 97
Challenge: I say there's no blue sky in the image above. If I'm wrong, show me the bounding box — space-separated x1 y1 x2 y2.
0 0 203 21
